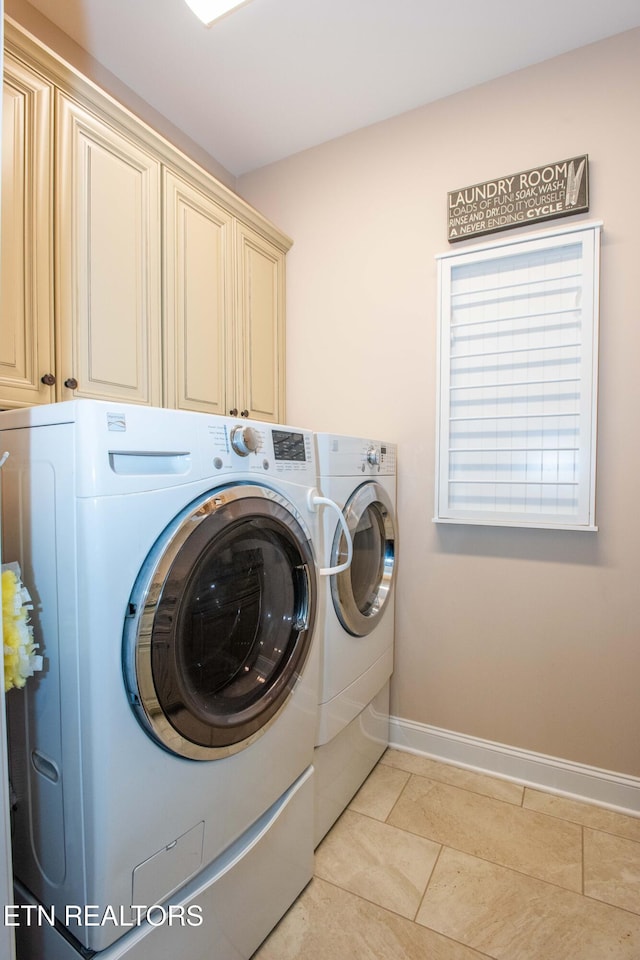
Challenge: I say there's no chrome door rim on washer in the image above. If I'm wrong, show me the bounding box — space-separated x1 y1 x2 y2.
330 481 396 637
123 484 317 760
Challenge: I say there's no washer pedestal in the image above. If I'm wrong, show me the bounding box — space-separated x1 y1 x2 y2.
313 684 389 847
14 768 313 960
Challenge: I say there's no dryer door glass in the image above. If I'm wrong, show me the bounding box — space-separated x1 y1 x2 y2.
330 481 396 637
124 486 317 759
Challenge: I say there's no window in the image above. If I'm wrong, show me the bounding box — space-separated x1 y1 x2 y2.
434 222 601 530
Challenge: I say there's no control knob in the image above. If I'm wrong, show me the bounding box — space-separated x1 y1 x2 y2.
366 445 380 467
231 424 259 457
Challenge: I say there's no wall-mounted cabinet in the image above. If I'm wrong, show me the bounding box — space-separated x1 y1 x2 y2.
163 171 286 420
234 222 286 422
163 169 233 416
56 92 163 406
1 51 55 407
1 20 291 421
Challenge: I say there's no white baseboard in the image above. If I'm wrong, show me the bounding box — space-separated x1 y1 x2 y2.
389 715 640 817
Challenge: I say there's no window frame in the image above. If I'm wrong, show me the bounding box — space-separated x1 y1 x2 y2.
434 221 602 531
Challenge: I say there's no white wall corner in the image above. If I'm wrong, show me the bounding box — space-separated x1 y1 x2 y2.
389 715 640 817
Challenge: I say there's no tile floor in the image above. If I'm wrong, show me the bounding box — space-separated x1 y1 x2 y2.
253 749 640 960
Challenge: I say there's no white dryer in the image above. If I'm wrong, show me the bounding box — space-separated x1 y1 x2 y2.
0 400 342 959
313 433 398 845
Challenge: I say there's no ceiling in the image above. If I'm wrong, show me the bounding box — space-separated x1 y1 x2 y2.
20 0 640 177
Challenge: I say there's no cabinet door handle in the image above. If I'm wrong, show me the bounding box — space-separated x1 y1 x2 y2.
229 408 238 416
40 373 56 386
64 377 78 390
241 409 249 418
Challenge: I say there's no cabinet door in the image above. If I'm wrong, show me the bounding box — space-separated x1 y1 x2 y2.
0 55 55 407
163 170 233 415
56 93 162 405
235 223 286 423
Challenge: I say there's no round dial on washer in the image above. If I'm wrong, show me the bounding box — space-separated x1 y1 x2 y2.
231 425 260 456
366 445 380 467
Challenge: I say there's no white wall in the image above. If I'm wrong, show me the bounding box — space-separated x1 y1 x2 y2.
238 29 640 778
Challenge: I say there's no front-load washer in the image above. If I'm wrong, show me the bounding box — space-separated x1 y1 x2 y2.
313 433 398 845
0 399 345 958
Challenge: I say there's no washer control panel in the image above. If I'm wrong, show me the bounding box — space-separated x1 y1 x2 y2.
206 418 316 482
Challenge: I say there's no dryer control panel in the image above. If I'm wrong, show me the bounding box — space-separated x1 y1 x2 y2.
315 433 397 478
362 442 396 475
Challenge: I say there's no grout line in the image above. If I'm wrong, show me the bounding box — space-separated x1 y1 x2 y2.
313 875 422 926
383 769 412 823
412 841 444 922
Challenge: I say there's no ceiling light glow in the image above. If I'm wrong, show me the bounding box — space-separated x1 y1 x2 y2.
184 0 254 27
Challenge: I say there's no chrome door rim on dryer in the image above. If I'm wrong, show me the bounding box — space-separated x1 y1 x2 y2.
330 479 396 637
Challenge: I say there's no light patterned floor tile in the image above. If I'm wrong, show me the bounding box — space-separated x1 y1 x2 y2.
381 748 524 804
314 809 440 919
255 750 640 960
524 788 640 842
387 773 582 890
348 761 410 820
584 828 640 913
253 877 489 960
416 846 640 960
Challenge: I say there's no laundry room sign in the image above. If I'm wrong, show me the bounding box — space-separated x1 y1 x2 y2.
447 155 589 242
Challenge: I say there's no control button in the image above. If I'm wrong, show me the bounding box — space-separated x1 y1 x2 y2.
213 457 223 470
263 459 270 470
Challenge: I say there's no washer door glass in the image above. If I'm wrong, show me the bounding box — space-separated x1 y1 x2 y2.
124 485 317 759
330 482 396 637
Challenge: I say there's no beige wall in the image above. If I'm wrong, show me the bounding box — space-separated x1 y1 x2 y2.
238 29 640 778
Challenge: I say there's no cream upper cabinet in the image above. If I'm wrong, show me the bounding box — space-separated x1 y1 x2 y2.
1 21 290 419
0 53 55 407
163 169 233 415
235 223 286 423
56 92 162 405
164 170 287 422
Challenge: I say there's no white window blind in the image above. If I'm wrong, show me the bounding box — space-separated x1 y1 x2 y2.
435 222 601 530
